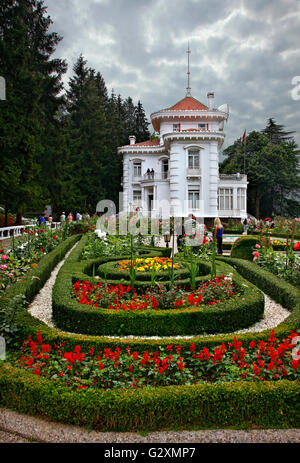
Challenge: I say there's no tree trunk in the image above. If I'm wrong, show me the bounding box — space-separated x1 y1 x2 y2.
4 203 8 227
16 210 23 225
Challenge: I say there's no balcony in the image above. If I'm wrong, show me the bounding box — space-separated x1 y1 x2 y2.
219 174 247 182
186 168 201 178
141 172 169 182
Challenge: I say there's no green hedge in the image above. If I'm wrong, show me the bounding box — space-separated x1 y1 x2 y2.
0 234 81 308
52 246 264 336
3 235 300 355
96 259 210 282
0 362 298 431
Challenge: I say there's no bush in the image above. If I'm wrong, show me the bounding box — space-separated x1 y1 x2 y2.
230 236 261 260
0 363 298 431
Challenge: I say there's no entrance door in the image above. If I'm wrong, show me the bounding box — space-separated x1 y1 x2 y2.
148 194 153 212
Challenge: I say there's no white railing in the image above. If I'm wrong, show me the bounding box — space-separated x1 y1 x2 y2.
0 222 61 241
142 172 169 181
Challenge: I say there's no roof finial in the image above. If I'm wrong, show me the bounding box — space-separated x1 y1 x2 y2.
186 42 191 97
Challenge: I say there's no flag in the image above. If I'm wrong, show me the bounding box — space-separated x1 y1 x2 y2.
242 130 246 143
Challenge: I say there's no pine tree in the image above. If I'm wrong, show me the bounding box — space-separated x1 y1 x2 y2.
134 100 150 142
0 0 67 223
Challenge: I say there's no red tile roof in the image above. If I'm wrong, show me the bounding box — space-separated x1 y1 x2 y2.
167 96 208 111
133 139 160 147
121 138 161 148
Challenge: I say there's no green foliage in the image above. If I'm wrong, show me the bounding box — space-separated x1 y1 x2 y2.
231 236 260 260
0 363 298 431
220 124 300 218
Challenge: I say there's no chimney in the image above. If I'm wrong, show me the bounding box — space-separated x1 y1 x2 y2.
207 92 214 110
129 135 136 145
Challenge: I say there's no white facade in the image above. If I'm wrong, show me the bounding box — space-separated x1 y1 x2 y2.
118 93 248 220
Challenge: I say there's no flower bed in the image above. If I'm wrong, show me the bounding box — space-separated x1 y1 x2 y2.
0 235 300 431
0 227 67 294
8 329 300 392
52 244 264 336
72 275 237 312
117 256 181 272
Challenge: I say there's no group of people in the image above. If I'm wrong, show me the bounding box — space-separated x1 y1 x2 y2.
146 168 155 179
59 211 90 224
176 215 224 255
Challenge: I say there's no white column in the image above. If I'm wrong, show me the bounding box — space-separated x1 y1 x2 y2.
169 143 185 216
233 187 238 216
208 141 219 217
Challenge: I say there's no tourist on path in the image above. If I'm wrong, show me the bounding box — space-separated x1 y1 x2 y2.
214 217 224 255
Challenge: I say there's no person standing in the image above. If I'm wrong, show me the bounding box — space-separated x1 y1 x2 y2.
243 217 248 234
60 212 66 223
214 217 224 255
37 212 47 228
67 212 73 224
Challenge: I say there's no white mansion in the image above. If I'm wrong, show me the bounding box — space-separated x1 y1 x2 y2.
118 92 248 221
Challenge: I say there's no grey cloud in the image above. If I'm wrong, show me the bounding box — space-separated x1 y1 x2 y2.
46 0 300 148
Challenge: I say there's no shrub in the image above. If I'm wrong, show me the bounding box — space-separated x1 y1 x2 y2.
231 236 261 260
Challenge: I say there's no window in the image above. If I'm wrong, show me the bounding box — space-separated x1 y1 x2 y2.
188 149 200 169
188 187 200 210
237 188 246 211
133 190 142 204
173 124 180 132
198 123 206 130
161 159 169 179
133 162 141 177
218 188 233 210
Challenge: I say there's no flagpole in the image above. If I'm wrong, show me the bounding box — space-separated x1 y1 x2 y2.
243 129 246 175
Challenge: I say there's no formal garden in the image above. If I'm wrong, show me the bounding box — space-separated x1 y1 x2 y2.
0 216 299 432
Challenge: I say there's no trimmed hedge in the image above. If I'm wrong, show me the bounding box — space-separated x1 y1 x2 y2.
3 234 300 354
52 243 264 336
0 362 298 431
0 234 81 308
96 259 210 282
0 235 299 432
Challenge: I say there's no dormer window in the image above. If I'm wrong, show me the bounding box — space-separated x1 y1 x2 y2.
173 123 180 132
198 123 207 131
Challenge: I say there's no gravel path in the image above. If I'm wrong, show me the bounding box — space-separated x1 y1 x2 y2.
27 243 291 340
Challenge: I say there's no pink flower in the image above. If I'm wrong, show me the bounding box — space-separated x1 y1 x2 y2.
253 256 258 261
8 273 13 278
0 264 7 270
255 244 261 249
253 251 259 257
1 255 8 261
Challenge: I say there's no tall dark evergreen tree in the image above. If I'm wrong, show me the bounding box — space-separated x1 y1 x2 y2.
0 0 67 223
134 100 150 142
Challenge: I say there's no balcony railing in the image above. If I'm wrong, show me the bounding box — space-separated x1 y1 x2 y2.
142 172 169 181
219 174 247 181
186 168 201 177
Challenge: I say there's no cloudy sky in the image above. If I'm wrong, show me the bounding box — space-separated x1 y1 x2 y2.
46 0 300 149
